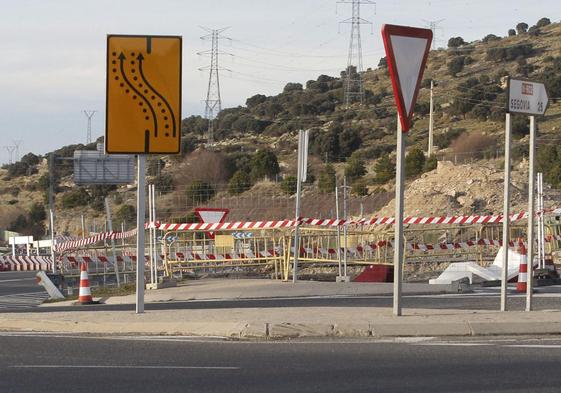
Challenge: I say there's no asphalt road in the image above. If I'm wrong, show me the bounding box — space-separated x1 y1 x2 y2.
1 333 561 393
3 286 561 313
0 272 47 309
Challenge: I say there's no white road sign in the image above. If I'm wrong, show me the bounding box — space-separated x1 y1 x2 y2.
508 78 548 116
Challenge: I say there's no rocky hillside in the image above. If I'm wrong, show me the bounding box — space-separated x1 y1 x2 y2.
3 17 561 237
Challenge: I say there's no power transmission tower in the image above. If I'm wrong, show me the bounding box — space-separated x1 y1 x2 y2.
423 19 445 48
83 110 97 144
4 146 15 164
338 0 375 107
198 27 232 144
12 140 22 162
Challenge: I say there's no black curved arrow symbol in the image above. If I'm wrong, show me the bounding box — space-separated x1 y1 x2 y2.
137 53 177 138
118 52 158 140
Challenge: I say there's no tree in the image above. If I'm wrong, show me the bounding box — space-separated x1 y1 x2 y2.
373 156 395 184
228 170 252 195
246 94 267 108
338 127 362 158
283 83 303 93
61 189 90 209
508 29 516 37
528 26 541 36
344 156 366 182
280 176 297 195
405 148 426 178
317 164 336 193
536 17 551 28
482 34 500 43
310 126 341 162
378 57 387 68
516 22 529 34
250 150 280 181
447 37 466 48
9 214 28 233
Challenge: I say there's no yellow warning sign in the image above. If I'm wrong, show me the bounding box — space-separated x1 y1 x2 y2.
106 35 182 154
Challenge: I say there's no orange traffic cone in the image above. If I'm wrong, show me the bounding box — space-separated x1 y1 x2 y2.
516 242 528 293
78 262 98 304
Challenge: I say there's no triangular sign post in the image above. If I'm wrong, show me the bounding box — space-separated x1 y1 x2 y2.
195 208 229 239
381 24 432 132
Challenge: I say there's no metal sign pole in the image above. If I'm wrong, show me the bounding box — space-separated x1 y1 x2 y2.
500 113 512 312
148 184 154 285
393 120 405 316
136 155 146 314
292 130 303 283
343 176 348 279
152 184 158 284
49 209 56 274
526 115 536 311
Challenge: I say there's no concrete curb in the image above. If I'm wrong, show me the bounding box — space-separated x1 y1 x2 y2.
2 319 561 339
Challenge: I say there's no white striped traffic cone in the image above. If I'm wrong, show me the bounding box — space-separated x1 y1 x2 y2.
516 242 528 293
78 262 96 304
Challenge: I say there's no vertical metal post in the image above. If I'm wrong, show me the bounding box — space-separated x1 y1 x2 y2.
428 80 434 157
148 184 154 285
105 197 120 287
50 209 56 274
292 131 303 283
136 155 146 314
343 176 348 278
335 180 342 278
500 113 512 312
526 116 536 311
393 120 405 316
152 184 158 283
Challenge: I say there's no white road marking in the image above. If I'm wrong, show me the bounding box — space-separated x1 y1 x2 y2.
0 278 35 283
11 365 240 370
504 344 561 349
416 342 493 347
0 292 48 309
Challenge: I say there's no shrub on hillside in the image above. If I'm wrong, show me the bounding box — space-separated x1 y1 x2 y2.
280 176 297 195
344 156 366 182
448 37 466 48
228 170 252 195
434 128 465 149
61 189 90 209
536 17 551 28
448 56 466 76
423 155 438 172
508 29 516 37
373 156 395 184
351 180 368 196
482 34 500 43
512 115 530 139
250 149 280 181
516 22 529 34
405 148 426 178
115 205 136 227
317 164 336 194
537 145 561 188
486 44 534 62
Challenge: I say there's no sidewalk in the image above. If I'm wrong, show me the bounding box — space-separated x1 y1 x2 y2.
2 279 561 339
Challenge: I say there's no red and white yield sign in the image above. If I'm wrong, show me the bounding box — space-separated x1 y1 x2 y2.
381 24 432 132
194 208 229 239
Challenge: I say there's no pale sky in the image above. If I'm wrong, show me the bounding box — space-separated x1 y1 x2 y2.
1 0 560 164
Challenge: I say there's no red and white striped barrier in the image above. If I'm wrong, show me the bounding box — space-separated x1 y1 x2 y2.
52 207 561 253
0 256 53 271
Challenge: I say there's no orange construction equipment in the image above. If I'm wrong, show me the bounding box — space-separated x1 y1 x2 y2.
78 262 98 304
516 242 528 293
